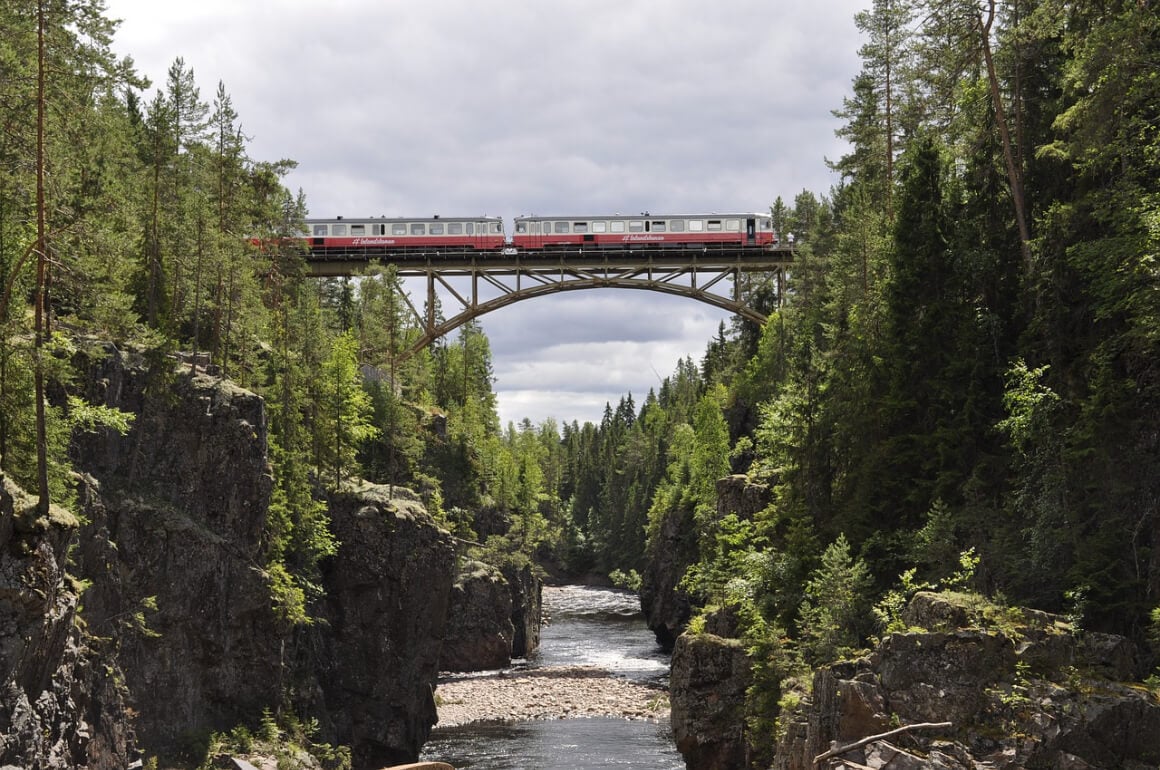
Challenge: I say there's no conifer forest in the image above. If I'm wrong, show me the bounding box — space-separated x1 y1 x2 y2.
2 0 1160 748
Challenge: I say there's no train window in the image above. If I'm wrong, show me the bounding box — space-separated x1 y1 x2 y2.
610 221 625 233
671 219 685 232
707 220 722 231
491 222 502 234
448 223 463 235
726 219 741 231
333 224 347 236
554 221 569 234
592 221 607 233
392 224 407 235
515 222 527 234
574 222 588 233
761 218 772 230
688 220 704 231
469 223 477 235
411 223 426 235
430 223 445 235
313 225 328 236
351 224 365 235
651 221 666 232
629 221 644 232
373 224 385 235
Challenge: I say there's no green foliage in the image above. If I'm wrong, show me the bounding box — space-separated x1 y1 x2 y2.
796 534 872 666
66 396 135 436
608 568 641 592
265 561 310 627
198 709 351 770
873 568 933 635
680 514 763 607
997 360 1060 453
944 547 981 592
317 330 379 489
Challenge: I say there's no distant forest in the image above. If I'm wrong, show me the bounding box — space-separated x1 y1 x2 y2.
2 0 1158 681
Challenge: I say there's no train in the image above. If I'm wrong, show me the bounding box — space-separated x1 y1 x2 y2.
301 212 780 257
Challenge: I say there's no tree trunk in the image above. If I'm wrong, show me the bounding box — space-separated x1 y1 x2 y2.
980 0 1033 269
34 0 50 515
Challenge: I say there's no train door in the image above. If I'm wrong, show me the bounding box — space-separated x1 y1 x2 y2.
746 217 756 245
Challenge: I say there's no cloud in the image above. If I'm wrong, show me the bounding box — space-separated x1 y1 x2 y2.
105 0 865 427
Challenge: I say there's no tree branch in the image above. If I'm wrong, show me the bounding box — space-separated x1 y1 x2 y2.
813 721 953 765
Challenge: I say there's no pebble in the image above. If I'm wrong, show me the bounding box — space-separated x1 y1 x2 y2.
433 665 670 727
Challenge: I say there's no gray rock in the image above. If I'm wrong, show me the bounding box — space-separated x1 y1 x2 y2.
669 632 752 770
439 560 516 671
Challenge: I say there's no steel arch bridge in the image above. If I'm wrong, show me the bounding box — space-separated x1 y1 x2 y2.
306 246 793 360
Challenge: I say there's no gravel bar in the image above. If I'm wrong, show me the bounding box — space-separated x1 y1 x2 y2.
433 665 670 726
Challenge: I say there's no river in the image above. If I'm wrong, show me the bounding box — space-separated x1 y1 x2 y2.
419 585 685 769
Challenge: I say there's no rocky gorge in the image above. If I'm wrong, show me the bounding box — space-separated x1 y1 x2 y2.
5 346 1160 770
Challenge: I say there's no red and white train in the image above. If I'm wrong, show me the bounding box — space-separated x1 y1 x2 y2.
302 212 778 256
512 213 777 250
305 216 506 253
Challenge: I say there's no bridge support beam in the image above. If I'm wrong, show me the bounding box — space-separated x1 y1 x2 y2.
305 248 793 362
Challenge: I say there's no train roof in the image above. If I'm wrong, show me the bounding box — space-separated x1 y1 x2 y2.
513 212 770 220
306 215 502 223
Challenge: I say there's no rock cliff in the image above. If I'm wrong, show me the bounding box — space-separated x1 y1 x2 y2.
0 477 136 769
439 560 542 672
0 344 460 768
670 590 1160 770
305 482 456 769
74 365 284 755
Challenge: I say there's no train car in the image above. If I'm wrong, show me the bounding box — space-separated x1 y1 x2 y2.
510 213 777 251
305 215 505 257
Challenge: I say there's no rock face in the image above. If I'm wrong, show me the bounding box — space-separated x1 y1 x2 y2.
773 592 1160 770
439 560 542 672
669 632 752 770
74 368 284 754
439 560 515 672
53 346 458 768
641 475 769 651
0 477 136 770
640 501 696 652
502 562 541 659
307 482 456 770
671 590 1160 770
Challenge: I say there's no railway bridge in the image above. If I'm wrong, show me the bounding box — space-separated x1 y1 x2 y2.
305 244 793 360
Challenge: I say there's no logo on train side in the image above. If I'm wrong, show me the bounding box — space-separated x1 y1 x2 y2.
621 235 664 242
352 238 396 246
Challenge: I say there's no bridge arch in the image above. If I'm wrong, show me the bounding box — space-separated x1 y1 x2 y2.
307 248 792 361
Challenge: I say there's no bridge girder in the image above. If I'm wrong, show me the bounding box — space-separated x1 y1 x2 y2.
306 248 791 361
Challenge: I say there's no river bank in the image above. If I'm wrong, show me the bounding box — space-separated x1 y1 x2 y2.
434 664 669 726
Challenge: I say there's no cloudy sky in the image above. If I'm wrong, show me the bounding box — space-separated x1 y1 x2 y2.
103 0 867 428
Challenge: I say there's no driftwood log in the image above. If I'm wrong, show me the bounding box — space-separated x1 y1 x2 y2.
813 721 953 765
